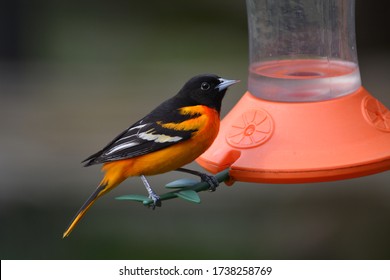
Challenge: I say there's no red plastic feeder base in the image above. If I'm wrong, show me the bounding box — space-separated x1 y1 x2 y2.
197 87 390 183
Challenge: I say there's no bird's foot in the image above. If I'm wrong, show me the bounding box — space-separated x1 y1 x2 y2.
175 168 220 191
148 193 161 210
200 173 219 192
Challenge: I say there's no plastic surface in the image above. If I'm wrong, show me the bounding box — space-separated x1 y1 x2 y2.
196 0 389 183
248 59 361 102
247 0 360 102
197 87 390 183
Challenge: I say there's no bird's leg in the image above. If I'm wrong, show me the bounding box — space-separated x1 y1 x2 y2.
175 167 219 191
140 175 161 209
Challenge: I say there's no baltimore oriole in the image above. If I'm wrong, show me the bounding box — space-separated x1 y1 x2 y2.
63 74 239 238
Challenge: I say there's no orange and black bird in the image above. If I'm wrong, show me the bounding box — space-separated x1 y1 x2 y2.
62 74 239 238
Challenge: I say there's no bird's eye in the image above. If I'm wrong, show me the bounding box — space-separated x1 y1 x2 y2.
201 82 211 91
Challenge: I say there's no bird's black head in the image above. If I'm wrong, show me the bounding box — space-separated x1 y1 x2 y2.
176 74 239 113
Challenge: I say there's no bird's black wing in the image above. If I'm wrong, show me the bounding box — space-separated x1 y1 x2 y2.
82 99 200 166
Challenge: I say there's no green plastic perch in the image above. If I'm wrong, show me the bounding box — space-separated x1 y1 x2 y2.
116 169 230 206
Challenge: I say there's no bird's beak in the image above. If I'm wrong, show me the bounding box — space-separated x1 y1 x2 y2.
216 78 240 92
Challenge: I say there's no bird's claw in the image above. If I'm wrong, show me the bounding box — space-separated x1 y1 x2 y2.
148 194 161 210
200 174 219 192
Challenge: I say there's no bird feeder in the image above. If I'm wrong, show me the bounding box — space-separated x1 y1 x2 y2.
197 0 390 183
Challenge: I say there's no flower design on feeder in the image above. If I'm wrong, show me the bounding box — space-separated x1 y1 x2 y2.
363 96 390 132
226 109 274 148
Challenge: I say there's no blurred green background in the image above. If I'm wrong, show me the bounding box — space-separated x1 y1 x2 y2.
1 0 389 259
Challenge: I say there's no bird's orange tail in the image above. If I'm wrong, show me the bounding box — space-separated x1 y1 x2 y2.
62 173 125 238
63 160 130 238
62 181 108 238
